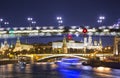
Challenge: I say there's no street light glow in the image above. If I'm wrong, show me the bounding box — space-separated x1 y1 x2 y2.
57 17 62 20
27 17 33 21
32 21 36 24
99 16 105 20
4 22 9 25
97 20 102 23
0 18 3 22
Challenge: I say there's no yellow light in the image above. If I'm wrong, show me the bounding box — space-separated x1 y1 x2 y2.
108 47 111 50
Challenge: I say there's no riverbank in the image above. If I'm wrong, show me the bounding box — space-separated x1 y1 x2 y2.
83 61 120 69
0 59 18 65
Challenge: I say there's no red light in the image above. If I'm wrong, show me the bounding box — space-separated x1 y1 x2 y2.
82 28 87 34
67 34 72 40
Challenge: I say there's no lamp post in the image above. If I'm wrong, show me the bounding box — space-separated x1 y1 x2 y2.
0 18 3 27
4 22 9 26
57 16 63 26
97 16 105 26
27 17 33 28
32 21 36 27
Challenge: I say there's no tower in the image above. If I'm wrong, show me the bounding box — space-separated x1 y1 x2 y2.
99 38 102 46
88 35 92 46
62 37 68 53
99 38 103 51
113 36 120 55
84 37 87 46
3 39 9 50
84 36 87 53
13 37 22 52
15 37 21 47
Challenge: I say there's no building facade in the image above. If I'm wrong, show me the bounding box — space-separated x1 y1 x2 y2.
52 35 103 53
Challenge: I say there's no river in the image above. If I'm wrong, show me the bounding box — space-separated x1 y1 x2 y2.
0 63 120 78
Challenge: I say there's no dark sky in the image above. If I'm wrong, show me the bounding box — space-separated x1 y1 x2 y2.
0 0 120 27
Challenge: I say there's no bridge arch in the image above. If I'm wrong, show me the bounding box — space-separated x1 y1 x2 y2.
37 54 88 61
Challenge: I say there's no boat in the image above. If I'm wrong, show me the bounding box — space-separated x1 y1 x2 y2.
18 59 26 69
58 58 82 69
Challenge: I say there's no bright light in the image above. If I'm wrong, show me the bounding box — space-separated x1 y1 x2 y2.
71 26 77 29
99 16 105 20
0 18 3 22
58 26 64 29
93 66 111 73
58 20 63 23
4 22 9 25
20 27 25 30
27 17 33 21
57 17 62 20
42 26 47 29
36 26 41 30
49 26 54 29
32 21 36 24
13 27 18 30
103 29 109 32
97 20 102 23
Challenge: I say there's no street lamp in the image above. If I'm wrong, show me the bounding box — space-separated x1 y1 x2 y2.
27 17 33 21
27 17 33 28
97 16 105 26
97 20 102 24
99 16 105 20
57 16 63 26
0 18 3 27
32 21 36 26
4 22 9 25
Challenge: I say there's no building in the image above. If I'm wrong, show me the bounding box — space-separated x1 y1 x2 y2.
52 35 103 53
0 39 9 51
13 37 34 52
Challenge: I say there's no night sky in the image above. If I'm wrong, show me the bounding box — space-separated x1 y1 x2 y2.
0 0 120 27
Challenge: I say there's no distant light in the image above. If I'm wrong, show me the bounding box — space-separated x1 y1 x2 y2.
49 26 54 29
67 34 72 40
27 17 33 21
36 26 40 30
4 22 9 25
75 32 79 37
58 20 63 23
13 27 18 30
0 18 3 22
20 27 25 30
99 16 105 20
97 20 102 23
42 26 47 29
57 17 62 20
82 28 88 34
58 26 64 29
32 21 36 24
71 26 77 29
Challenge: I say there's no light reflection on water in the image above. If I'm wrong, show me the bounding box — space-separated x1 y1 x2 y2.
0 64 120 78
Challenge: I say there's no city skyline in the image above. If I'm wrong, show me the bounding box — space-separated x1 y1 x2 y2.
0 0 120 27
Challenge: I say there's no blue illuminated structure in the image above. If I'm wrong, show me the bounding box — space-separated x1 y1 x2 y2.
59 69 81 78
58 58 82 69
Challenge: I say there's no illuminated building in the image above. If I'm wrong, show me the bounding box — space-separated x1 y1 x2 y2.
52 35 103 53
13 37 34 52
0 39 9 51
113 36 120 55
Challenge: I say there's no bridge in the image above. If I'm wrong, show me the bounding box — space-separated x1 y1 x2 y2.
0 25 120 38
18 53 114 63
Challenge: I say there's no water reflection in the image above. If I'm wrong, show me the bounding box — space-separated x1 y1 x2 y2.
93 66 111 73
59 69 80 78
0 64 120 78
